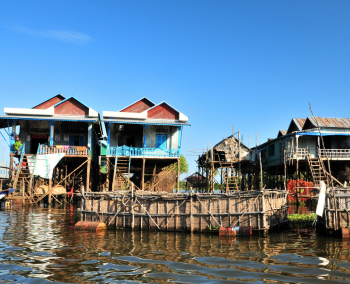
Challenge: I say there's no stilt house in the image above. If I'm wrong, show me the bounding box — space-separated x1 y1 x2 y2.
0 94 101 195
255 117 350 187
101 98 190 192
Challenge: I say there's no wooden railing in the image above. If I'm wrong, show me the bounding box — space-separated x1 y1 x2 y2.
286 148 309 159
319 149 350 159
108 145 180 157
38 145 90 156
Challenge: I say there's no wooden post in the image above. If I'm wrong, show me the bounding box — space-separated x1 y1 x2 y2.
259 153 263 189
65 165 67 203
238 131 241 190
284 150 287 190
9 155 14 187
142 158 145 190
48 177 52 204
190 187 193 233
22 177 25 205
131 183 135 230
177 158 180 193
106 157 110 191
86 158 91 192
296 158 299 206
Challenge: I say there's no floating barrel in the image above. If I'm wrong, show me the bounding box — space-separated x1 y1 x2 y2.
219 227 238 236
239 226 252 236
341 228 350 239
74 221 107 231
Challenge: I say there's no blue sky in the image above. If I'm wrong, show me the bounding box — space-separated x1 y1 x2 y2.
1 1 350 175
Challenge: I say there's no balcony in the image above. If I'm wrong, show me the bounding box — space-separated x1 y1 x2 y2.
318 149 350 159
38 145 90 156
107 146 180 157
286 148 309 160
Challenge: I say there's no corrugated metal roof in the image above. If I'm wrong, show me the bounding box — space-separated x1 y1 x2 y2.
102 118 190 126
306 117 350 129
293 118 306 130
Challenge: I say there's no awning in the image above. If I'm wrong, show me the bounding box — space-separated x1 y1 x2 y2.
102 118 191 127
296 132 350 136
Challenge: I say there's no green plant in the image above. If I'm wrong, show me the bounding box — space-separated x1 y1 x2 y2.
288 213 316 225
13 140 22 151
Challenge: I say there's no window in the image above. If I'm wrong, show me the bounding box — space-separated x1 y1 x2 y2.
269 144 275 156
156 135 167 149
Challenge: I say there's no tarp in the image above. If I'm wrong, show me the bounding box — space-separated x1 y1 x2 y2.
297 132 350 136
28 154 65 179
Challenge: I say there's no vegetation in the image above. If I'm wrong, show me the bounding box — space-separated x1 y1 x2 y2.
13 140 23 152
173 154 189 174
288 213 316 226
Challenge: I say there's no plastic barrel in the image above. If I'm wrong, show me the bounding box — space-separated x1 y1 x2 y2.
74 221 107 231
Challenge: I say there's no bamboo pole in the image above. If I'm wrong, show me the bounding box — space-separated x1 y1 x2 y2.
238 131 241 190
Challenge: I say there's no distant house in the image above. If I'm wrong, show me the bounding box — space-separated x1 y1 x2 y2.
255 117 350 168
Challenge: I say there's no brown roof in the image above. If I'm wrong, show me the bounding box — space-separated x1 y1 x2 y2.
293 118 306 130
305 117 350 129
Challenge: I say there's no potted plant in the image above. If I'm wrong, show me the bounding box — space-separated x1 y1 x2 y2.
14 140 23 155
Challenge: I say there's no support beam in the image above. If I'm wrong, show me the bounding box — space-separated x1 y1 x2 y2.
142 158 145 190
177 158 180 193
86 158 91 192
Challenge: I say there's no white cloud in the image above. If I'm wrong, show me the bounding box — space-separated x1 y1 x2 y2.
8 24 93 44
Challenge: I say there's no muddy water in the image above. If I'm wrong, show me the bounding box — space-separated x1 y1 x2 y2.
1 205 350 283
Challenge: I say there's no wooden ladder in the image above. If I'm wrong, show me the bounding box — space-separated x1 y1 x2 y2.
223 167 239 193
13 155 35 193
307 154 329 186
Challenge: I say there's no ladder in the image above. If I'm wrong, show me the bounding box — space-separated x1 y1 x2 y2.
222 167 239 193
307 154 329 186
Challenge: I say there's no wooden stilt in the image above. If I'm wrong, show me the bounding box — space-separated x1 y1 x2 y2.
48 178 52 204
142 158 145 190
177 158 180 193
106 157 110 191
86 158 91 192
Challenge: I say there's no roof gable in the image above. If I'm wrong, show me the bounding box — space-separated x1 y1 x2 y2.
120 98 155 113
147 102 179 120
32 94 65 109
277 130 287 138
54 97 89 116
287 118 306 134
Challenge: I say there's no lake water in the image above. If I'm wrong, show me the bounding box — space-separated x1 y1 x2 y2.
1 204 350 283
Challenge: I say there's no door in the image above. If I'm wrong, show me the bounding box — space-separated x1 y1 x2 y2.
156 135 167 149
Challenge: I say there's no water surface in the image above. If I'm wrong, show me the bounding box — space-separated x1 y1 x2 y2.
1 204 350 283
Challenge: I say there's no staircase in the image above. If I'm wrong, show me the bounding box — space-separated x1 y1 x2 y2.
112 155 141 190
307 155 329 186
12 155 36 197
222 167 239 193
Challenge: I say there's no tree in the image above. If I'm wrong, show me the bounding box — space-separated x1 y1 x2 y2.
174 154 189 175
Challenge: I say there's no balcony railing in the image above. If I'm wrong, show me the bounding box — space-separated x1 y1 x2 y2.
108 146 180 157
319 149 350 159
38 145 90 156
286 148 309 159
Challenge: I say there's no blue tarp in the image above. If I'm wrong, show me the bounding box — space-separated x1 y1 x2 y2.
296 132 350 136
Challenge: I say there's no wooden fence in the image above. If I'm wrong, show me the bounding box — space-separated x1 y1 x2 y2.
78 190 288 232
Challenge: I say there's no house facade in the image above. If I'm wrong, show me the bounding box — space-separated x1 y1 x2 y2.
0 94 101 193
101 98 190 191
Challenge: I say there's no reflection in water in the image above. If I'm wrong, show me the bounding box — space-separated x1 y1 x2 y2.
1 205 350 283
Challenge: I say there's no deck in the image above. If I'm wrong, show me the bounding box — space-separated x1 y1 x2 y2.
38 145 90 156
107 146 180 158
